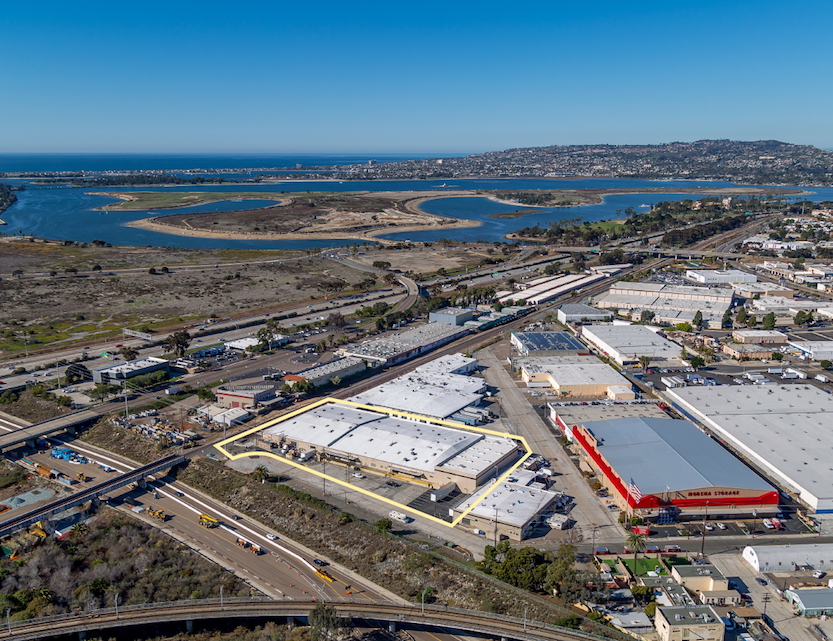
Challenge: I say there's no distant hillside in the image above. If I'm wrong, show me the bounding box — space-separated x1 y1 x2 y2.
343 140 833 185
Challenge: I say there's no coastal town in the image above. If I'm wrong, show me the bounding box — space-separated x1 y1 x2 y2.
3 187 833 641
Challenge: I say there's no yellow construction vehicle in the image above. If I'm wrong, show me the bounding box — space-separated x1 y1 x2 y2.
198 513 219 528
315 569 334 582
76 472 90 482
148 509 167 521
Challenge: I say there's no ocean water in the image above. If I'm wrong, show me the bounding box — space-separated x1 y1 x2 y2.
2 157 833 248
0 153 456 173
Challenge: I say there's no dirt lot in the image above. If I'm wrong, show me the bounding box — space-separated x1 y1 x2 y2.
351 243 517 275
0 242 370 353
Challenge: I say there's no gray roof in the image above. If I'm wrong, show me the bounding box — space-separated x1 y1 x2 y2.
787 588 833 610
558 303 608 316
582 417 774 495
511 332 586 353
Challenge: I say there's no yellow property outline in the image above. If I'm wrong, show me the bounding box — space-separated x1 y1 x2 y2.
214 397 533 528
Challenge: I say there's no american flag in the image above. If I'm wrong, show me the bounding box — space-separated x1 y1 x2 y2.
628 478 643 501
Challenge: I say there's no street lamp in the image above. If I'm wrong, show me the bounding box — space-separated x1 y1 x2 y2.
220 585 224 610
114 594 120 618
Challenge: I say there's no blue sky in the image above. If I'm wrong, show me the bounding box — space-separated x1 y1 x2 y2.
2 0 831 153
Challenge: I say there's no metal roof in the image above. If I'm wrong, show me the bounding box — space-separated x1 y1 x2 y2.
454 481 560 527
581 417 774 495
666 385 833 509
787 588 833 610
263 401 512 476
743 544 833 573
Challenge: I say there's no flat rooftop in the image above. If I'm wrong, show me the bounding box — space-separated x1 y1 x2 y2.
94 356 168 375
557 303 608 317
582 325 682 360
348 378 482 419
262 401 513 476
666 384 833 504
295 356 365 379
344 322 469 361
658 606 720 626
521 359 630 387
581 416 774 495
511 331 587 353
550 401 669 426
455 480 560 527
674 564 726 580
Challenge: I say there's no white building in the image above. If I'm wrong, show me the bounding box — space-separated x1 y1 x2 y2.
742 544 833 573
556 304 611 324
261 399 520 493
581 325 683 365
452 480 562 541
788 341 833 361
339 322 469 366
666 385 833 513
686 270 757 284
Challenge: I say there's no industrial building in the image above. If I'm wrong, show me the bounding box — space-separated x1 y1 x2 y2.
787 341 833 361
517 356 635 400
556 303 611 324
752 296 821 313
732 330 787 344
785 588 833 618
510 331 589 357
654 606 723 641
452 479 561 541
216 385 276 409
348 354 486 419
732 282 794 299
498 273 605 306
569 416 778 519
666 385 833 513
226 335 288 351
339 322 469 366
285 356 367 388
581 325 683 365
428 307 476 326
261 399 521 492
722 343 776 361
742 544 833 573
593 282 734 329
685 269 757 284
93 357 170 385
549 400 670 441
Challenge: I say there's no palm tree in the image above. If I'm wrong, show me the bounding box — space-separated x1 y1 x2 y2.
625 531 647 575
252 465 268 483
70 522 88 539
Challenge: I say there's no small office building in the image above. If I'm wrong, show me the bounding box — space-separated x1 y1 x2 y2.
785 588 833 618
93 357 170 385
655 606 724 641
429 307 476 326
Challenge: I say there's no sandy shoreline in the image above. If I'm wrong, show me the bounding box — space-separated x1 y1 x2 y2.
122 185 806 244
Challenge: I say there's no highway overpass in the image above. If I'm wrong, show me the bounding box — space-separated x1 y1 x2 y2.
0 454 186 538
0 408 106 452
3 597 619 641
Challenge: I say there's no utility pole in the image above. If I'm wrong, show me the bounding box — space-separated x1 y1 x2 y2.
761 593 771 616
700 502 709 557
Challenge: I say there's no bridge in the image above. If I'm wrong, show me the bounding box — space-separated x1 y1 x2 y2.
0 454 186 539
0 408 106 452
3 597 617 641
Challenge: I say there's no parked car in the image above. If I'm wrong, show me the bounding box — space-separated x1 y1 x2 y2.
716 522 727 530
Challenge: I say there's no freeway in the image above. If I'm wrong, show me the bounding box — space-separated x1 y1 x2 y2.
1 597 614 641
0 415 395 605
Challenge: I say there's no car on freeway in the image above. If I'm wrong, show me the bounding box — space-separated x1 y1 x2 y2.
352 472 366 479
313 558 327 566
385 480 401 487
266 534 277 541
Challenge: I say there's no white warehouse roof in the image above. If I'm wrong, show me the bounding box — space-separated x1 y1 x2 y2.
455 481 560 528
581 325 682 364
666 384 833 512
742 544 833 573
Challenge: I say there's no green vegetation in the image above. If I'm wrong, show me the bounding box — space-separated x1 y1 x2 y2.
0 183 17 216
0 512 250 621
